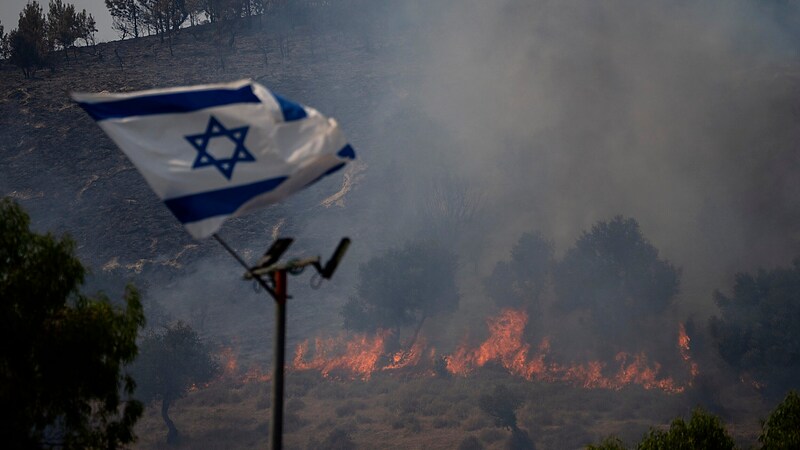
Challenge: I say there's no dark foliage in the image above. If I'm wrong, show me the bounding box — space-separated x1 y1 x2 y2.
308 427 358 450
0 20 8 59
709 258 800 398
341 240 459 337
479 384 524 430
458 435 486 450
0 198 145 448
760 390 800 449
8 2 49 77
507 427 536 450
485 231 553 310
129 321 219 444
47 0 93 60
553 216 680 354
636 408 734 450
587 436 627 450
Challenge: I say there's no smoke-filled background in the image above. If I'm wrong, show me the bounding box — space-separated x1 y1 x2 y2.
404 0 800 304
3 0 800 447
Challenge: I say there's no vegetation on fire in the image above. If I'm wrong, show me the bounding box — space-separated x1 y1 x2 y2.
4 1 800 447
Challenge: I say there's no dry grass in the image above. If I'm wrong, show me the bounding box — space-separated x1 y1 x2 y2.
130 368 763 450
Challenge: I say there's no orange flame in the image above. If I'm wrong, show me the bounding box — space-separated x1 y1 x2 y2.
383 337 427 371
284 308 700 394
217 345 272 384
678 323 699 379
292 331 389 380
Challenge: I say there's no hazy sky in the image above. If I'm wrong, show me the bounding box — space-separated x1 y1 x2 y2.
1 0 115 43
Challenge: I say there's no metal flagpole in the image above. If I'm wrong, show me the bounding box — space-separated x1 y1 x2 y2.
271 270 287 450
212 233 350 450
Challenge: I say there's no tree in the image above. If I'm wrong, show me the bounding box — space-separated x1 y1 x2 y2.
340 241 459 347
8 1 49 78
139 0 188 51
106 0 142 39
0 20 9 60
760 390 800 449
478 384 523 431
75 9 97 47
129 321 220 444
47 0 80 61
636 408 734 450
587 436 627 450
0 198 145 448
553 216 680 356
485 231 553 309
709 258 800 399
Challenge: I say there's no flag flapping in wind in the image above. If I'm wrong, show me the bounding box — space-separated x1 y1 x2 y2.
72 79 355 239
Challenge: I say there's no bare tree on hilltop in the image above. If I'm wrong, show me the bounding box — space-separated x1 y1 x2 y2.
106 0 142 39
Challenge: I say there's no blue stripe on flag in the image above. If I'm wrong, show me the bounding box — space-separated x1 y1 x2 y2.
273 93 308 121
163 176 288 224
77 85 261 121
302 144 356 189
337 144 356 160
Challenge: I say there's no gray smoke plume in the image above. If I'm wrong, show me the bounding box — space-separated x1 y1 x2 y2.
388 0 800 316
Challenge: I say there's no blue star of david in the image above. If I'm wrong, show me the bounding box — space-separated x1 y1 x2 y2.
185 116 255 180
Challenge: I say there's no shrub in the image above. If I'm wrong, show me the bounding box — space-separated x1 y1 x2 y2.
760 391 800 449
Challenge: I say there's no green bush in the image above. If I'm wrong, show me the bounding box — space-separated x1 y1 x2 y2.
636 408 734 450
760 391 800 449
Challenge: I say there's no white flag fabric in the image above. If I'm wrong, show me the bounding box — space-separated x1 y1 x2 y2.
72 79 355 239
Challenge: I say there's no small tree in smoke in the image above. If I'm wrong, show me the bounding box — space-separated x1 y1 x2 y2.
478 384 536 450
421 174 483 243
479 384 523 431
553 216 680 357
129 321 219 445
341 240 459 347
709 258 800 400
485 231 554 310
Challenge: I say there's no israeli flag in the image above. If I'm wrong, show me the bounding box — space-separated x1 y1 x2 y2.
72 80 355 239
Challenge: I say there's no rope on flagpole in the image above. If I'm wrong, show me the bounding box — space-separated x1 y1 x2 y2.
212 233 277 299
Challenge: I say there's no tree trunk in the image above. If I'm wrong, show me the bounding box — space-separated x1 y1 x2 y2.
161 398 180 445
409 314 427 348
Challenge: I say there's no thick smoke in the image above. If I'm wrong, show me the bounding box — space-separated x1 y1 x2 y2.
393 0 800 316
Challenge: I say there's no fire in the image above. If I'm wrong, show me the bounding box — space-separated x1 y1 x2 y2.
219 346 239 379
678 323 700 379
382 337 428 371
288 308 700 394
443 309 687 393
217 345 272 384
292 332 390 380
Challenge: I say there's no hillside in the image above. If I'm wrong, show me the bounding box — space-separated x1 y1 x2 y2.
3 5 800 449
